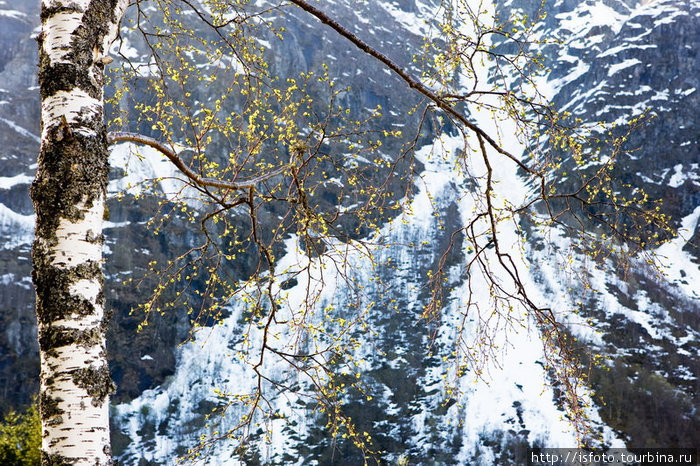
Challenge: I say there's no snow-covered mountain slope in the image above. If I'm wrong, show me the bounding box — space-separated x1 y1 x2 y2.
112 127 627 463
501 0 700 450
110 0 698 464
0 0 42 413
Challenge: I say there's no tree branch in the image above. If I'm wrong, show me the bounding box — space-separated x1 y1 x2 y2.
108 131 288 190
287 0 539 177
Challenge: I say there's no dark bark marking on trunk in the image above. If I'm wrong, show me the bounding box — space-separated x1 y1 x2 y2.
40 4 82 21
38 62 102 100
32 261 104 322
39 327 104 358
35 0 113 239
40 392 64 419
32 133 109 240
41 451 72 466
39 1 120 100
73 366 115 405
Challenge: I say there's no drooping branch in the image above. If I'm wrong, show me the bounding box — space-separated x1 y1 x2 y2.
287 0 539 178
108 131 289 190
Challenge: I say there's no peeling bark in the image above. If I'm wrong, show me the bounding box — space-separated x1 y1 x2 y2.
33 0 127 464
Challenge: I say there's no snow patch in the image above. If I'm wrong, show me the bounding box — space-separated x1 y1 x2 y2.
0 173 33 190
377 0 431 37
0 203 33 249
0 9 26 19
668 163 699 188
608 58 641 76
109 142 190 200
656 206 700 298
0 118 40 143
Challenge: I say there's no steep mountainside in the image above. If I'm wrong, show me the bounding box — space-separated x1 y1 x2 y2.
0 0 41 414
514 0 700 447
0 0 697 464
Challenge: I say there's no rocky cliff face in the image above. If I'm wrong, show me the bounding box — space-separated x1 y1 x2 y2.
527 0 700 449
0 1 41 414
540 0 700 220
0 0 697 463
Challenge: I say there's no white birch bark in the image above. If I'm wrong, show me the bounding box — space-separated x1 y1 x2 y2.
33 0 128 464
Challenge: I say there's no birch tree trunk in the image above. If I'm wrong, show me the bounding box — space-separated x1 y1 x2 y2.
32 0 127 463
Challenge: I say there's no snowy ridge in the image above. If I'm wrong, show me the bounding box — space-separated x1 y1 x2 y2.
0 117 40 143
376 0 435 37
527 211 700 396
0 173 33 190
656 206 700 299
409 136 623 462
0 9 26 20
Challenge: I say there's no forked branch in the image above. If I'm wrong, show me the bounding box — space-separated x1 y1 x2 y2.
108 131 289 190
